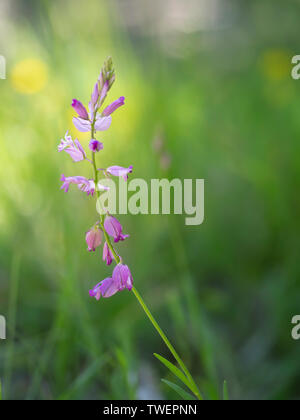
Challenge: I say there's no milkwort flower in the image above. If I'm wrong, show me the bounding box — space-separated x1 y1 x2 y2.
59 58 203 400
58 132 86 162
104 215 129 243
106 165 133 181
89 139 103 152
60 175 96 195
89 277 119 300
86 226 102 251
89 264 133 300
103 242 114 265
58 57 133 299
112 264 133 291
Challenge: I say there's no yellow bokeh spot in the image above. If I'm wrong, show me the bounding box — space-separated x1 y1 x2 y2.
11 58 48 94
260 49 291 82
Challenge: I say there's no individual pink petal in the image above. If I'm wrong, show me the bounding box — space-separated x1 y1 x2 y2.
73 117 92 132
102 97 125 116
106 165 133 181
72 99 89 119
94 115 112 131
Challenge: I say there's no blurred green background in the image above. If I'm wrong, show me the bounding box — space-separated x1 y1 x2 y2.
0 0 300 400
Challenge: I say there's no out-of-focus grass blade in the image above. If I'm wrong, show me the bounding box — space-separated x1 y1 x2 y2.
154 353 198 397
162 379 196 400
58 358 106 400
223 380 229 401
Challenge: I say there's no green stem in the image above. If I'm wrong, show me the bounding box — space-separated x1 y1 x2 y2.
132 286 203 400
90 111 202 401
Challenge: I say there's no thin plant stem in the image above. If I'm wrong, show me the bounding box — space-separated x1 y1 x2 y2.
132 286 203 400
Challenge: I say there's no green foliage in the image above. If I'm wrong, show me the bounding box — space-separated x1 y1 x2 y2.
0 0 299 400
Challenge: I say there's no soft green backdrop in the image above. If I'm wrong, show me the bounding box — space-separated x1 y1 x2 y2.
0 0 299 400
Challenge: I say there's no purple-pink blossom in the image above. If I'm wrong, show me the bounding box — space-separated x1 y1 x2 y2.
102 96 125 116
106 165 133 181
99 80 109 105
104 215 129 243
103 242 114 265
89 139 103 153
60 174 96 196
91 82 99 107
72 99 89 119
86 226 102 251
89 277 119 300
89 264 133 300
112 264 133 291
58 132 86 162
73 114 112 133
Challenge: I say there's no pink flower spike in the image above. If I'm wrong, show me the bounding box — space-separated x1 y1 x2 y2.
94 115 112 131
104 215 129 243
86 226 102 251
72 99 89 119
102 97 125 116
73 117 92 132
106 165 133 181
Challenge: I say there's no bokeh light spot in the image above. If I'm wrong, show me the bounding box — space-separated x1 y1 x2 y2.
11 58 49 94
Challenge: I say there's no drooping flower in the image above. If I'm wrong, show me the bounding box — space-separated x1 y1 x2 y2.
103 242 114 265
89 277 119 300
89 139 103 153
60 174 96 196
112 264 133 291
86 226 102 251
106 165 133 181
58 132 86 162
72 99 89 119
104 215 129 243
102 96 125 116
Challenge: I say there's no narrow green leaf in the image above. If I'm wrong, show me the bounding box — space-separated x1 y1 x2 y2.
223 380 229 401
154 353 197 396
162 379 196 400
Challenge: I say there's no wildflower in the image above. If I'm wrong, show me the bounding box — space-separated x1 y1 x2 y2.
86 226 102 251
60 174 96 196
112 264 133 291
89 277 119 300
72 99 89 119
58 132 86 162
103 242 114 265
104 215 129 242
106 165 133 181
99 80 109 105
89 139 103 152
102 96 125 116
91 82 99 107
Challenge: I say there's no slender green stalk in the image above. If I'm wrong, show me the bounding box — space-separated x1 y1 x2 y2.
132 287 202 400
90 112 202 401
